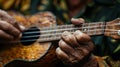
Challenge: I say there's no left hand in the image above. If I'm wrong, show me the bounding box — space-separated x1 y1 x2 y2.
56 18 94 65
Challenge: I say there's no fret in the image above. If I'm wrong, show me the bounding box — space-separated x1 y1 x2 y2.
94 23 97 35
80 22 105 35
101 22 106 34
87 23 90 34
92 22 104 35
82 23 88 33
99 22 105 35
90 23 97 35
39 35 61 42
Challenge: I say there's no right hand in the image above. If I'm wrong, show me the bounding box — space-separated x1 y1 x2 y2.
0 10 22 44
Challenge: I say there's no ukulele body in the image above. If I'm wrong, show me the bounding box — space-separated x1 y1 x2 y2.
0 12 59 67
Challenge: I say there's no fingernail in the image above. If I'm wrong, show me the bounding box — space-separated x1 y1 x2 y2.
74 30 83 35
71 18 78 21
62 31 70 36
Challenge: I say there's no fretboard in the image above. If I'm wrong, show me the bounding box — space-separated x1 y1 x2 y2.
21 22 106 43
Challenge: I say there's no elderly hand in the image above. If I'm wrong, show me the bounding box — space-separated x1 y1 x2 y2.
56 18 96 66
0 10 22 44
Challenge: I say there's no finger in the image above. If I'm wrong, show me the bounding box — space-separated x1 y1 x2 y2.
56 47 70 64
59 40 86 62
0 10 15 23
59 40 75 55
0 21 21 37
73 30 91 43
83 41 94 51
71 18 85 25
19 24 26 31
0 30 13 40
61 31 80 47
13 22 23 32
56 47 81 64
0 10 21 31
73 30 94 51
74 46 89 57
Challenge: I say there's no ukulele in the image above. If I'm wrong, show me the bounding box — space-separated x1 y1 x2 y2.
0 12 120 67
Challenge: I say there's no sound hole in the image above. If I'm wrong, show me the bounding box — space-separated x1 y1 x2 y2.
20 27 40 45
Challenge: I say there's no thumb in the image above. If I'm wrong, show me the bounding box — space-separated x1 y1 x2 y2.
19 24 26 32
71 18 85 25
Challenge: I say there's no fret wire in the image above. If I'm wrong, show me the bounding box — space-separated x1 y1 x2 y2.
102 22 106 34
82 23 85 32
87 23 90 34
101 22 103 34
94 23 97 35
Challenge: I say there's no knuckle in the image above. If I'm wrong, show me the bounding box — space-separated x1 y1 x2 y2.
59 40 74 53
82 48 89 56
74 47 85 59
0 10 16 24
0 21 9 30
69 57 79 64
0 30 3 35
74 30 91 42
65 35 72 42
0 21 20 36
11 28 20 36
62 34 73 43
0 30 13 40
87 42 94 51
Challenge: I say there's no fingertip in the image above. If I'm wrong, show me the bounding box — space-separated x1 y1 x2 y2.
55 47 69 60
71 18 85 25
73 30 83 36
78 18 85 23
62 31 71 38
56 47 64 56
19 24 26 31
73 30 91 42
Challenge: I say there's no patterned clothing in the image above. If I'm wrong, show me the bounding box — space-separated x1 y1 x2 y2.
39 0 120 59
0 0 120 67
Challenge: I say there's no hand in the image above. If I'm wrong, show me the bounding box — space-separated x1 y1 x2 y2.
56 18 94 65
0 10 22 44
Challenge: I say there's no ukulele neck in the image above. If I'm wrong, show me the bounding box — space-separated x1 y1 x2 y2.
21 18 120 43
38 22 106 42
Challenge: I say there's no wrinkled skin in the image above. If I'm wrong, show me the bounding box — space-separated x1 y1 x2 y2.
56 18 94 65
0 10 95 66
0 10 22 44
